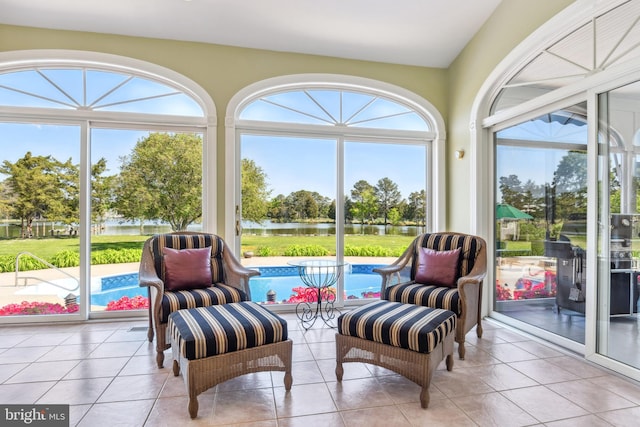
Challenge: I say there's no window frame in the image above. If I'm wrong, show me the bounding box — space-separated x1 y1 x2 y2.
0 50 216 323
225 74 446 255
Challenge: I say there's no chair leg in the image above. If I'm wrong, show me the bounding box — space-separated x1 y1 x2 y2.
156 350 165 368
457 340 465 360
476 320 483 338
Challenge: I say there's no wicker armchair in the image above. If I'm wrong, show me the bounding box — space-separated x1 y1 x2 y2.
373 232 487 359
139 232 259 367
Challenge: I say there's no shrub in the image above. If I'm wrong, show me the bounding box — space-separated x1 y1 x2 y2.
344 245 397 257
257 246 276 257
283 245 329 256
50 250 80 268
0 255 15 272
91 249 142 264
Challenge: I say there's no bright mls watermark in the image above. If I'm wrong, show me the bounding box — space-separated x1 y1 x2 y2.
1 405 69 426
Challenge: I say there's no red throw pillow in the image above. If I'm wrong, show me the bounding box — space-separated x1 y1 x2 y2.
415 247 461 287
162 246 212 291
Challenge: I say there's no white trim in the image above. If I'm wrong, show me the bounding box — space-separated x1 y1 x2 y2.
225 73 446 253
471 0 640 378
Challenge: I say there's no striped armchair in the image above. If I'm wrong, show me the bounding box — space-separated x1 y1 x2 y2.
139 232 259 367
373 232 487 359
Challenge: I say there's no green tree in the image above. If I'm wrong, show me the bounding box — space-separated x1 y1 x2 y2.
553 150 587 221
91 158 115 232
242 158 271 223
375 177 402 228
285 190 318 220
350 180 377 230
387 207 401 226
0 152 69 238
114 133 203 231
406 190 426 226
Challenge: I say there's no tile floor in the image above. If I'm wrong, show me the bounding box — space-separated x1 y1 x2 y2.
1 314 640 426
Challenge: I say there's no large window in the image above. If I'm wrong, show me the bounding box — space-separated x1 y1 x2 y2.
227 77 443 308
0 51 212 323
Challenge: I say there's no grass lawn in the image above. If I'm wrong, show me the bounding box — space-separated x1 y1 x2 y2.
0 234 415 260
240 234 415 256
0 235 149 259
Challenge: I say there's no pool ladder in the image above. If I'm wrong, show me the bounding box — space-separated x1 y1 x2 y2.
14 251 80 292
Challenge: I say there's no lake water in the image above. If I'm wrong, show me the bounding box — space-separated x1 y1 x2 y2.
1 220 424 237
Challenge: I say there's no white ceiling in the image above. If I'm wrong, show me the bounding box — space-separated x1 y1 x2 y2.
0 0 502 68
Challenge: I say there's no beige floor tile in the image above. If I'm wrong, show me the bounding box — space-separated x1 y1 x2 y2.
463 363 538 391
341 405 412 427
145 396 212 425
486 342 542 363
0 346 54 363
216 372 274 392
397 397 477 426
37 377 112 405
273 383 337 418
77 399 155 427
545 414 615 426
375 374 436 405
317 358 372 382
98 373 167 402
120 355 166 376
5 360 79 383
272 360 324 386
210 388 277 425
87 341 143 358
509 358 581 384
588 375 640 405
501 385 589 423
63 357 129 379
15 332 75 347
547 378 635 413
431 367 494 398
512 340 565 358
546 356 613 379
327 377 393 411
455 391 539 426
37 343 100 361
69 404 92 427
0 381 55 404
307 341 336 360
596 405 640 426
448 345 501 368
0 362 28 383
63 329 115 345
0 334 29 348
278 412 345 427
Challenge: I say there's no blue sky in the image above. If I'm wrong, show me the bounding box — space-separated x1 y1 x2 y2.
241 134 427 199
0 123 427 201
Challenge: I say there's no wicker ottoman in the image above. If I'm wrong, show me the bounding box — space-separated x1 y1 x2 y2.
168 301 293 418
335 300 455 408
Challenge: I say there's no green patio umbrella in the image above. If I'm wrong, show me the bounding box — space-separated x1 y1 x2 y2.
496 203 533 220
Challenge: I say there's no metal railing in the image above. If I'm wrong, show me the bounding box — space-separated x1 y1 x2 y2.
14 251 80 292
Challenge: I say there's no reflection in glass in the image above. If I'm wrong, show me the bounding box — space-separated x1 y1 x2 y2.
494 103 587 344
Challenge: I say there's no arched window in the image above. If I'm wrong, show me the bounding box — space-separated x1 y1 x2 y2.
226 75 444 307
0 50 215 323
473 0 640 379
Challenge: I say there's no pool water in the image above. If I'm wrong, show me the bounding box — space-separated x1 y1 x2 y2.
91 264 386 306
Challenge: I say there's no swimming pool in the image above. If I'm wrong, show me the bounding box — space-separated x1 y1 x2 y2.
249 264 384 302
91 264 386 305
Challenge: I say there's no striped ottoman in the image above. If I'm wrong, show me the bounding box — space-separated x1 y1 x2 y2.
168 302 293 418
335 300 455 408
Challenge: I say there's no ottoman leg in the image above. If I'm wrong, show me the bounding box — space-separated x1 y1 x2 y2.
446 354 454 371
420 387 430 408
156 350 165 368
188 396 199 419
172 360 180 376
335 362 344 381
284 371 293 390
